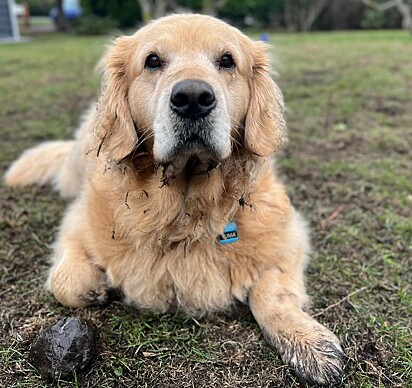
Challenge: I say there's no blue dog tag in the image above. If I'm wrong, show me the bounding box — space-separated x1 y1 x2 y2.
219 221 238 244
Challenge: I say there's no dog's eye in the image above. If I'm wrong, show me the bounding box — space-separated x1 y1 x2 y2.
145 54 162 70
219 54 235 70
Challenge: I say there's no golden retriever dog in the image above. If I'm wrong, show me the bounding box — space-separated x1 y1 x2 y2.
5 14 344 385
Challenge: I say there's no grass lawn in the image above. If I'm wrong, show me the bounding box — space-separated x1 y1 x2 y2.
0 29 411 387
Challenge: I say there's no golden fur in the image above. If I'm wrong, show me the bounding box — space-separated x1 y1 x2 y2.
5 14 344 385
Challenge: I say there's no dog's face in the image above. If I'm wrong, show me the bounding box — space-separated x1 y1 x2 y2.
128 17 249 175
94 15 286 174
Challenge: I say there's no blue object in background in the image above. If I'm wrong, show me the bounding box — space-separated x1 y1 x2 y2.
50 0 82 22
260 33 269 42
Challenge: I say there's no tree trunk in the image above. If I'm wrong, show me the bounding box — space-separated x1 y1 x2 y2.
284 0 328 32
22 1 30 28
137 0 153 23
301 0 328 31
137 0 171 22
396 1 412 30
56 0 68 32
202 0 227 16
284 0 298 31
202 0 214 15
154 0 167 19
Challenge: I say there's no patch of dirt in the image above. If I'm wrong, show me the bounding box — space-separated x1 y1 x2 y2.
361 95 408 117
373 97 406 116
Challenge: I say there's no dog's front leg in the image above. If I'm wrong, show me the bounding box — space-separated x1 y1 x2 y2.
46 241 108 308
249 268 345 386
45 203 108 308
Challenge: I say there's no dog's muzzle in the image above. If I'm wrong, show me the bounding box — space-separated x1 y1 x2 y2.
153 79 231 179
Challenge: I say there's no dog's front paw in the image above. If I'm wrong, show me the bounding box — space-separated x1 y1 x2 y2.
80 286 109 306
288 335 344 386
264 322 345 386
47 255 109 308
277 327 344 386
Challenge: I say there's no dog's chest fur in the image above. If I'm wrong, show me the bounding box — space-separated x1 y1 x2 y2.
87 159 262 315
110 239 236 316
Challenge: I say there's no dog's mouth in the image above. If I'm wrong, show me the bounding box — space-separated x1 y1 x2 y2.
153 114 231 184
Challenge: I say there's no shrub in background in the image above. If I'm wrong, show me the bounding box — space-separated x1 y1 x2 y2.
219 0 284 28
361 8 402 29
26 0 54 16
73 14 117 35
80 0 141 29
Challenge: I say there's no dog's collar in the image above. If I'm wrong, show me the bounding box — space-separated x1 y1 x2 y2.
219 221 238 244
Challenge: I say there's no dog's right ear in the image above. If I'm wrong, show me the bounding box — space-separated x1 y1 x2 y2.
94 36 138 161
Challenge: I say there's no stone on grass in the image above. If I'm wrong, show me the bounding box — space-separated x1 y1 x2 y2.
29 317 98 381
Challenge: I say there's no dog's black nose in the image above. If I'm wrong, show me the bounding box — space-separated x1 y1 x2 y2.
170 80 216 119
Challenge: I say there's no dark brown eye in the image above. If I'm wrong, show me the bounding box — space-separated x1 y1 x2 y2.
145 54 162 70
219 54 235 69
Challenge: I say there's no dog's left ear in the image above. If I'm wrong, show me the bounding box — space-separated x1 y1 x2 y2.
245 42 286 157
94 36 138 161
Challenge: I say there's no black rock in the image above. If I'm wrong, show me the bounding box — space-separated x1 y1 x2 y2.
29 317 98 381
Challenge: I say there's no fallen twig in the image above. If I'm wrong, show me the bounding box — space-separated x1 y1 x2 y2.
313 286 369 317
320 204 345 229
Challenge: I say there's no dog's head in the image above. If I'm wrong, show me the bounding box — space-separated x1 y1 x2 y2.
94 14 285 175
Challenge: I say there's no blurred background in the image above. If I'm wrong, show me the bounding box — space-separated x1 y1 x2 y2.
3 0 412 37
